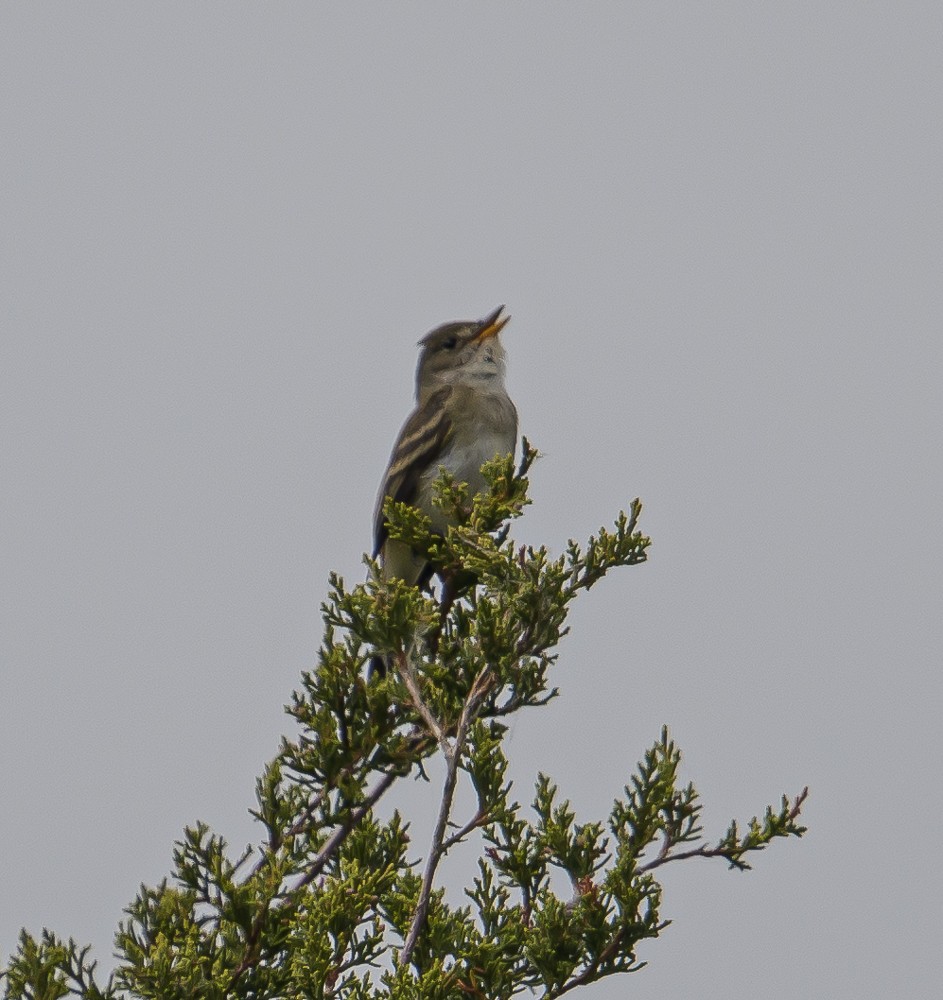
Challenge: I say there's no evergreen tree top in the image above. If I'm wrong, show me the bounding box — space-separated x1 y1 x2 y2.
1 443 807 1000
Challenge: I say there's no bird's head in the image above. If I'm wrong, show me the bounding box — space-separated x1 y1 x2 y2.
414 305 510 400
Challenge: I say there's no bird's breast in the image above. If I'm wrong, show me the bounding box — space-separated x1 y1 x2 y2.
418 389 517 521
440 431 515 487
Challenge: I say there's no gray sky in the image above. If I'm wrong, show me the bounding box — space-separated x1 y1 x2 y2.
2 4 940 997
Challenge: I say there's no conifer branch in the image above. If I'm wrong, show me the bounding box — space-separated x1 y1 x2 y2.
228 770 398 988
292 771 399 893
638 786 810 873
1 446 809 1000
399 666 492 967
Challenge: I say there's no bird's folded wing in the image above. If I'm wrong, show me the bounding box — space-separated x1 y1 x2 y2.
373 385 453 556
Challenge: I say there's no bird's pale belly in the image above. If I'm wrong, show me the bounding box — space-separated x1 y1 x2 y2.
418 430 516 531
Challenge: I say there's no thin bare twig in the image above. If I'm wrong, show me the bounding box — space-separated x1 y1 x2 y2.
486 688 556 717
396 647 447 753
441 809 487 854
399 667 491 967
639 842 740 872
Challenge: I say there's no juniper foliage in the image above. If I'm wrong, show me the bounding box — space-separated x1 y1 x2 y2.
2 442 807 999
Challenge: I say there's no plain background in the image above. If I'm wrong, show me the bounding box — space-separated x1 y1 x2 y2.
2 4 940 997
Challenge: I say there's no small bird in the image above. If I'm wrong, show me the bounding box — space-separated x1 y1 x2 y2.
373 305 519 590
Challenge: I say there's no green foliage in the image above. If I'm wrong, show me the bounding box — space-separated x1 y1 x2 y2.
1 442 807 999
1 932 107 1000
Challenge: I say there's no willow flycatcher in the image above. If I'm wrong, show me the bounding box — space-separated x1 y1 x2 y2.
373 304 518 589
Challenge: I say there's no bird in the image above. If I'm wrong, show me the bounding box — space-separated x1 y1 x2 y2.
372 304 519 592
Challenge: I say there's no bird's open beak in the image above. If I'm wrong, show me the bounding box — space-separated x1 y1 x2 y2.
473 305 510 342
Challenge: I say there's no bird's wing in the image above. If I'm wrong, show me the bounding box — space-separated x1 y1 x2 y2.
373 385 454 556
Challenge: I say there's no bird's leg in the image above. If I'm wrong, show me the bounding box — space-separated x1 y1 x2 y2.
424 569 459 658
439 571 459 628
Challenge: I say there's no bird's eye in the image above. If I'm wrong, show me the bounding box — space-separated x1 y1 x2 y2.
441 336 458 350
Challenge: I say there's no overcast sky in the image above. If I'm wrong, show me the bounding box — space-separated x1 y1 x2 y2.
2 4 940 997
